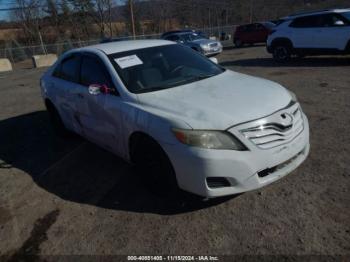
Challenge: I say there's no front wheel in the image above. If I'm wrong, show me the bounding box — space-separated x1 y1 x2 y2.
46 102 71 137
132 136 179 196
273 45 291 62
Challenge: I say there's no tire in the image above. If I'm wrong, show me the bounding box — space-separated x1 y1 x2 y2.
234 38 243 48
273 44 291 62
346 40 350 54
46 102 71 137
131 135 179 196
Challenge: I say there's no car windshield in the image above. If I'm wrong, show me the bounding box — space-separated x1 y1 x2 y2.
108 44 225 94
341 11 350 21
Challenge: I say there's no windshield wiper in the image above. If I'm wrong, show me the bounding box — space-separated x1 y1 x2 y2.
135 74 217 94
192 73 216 80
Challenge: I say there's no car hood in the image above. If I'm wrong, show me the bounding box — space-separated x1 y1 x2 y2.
192 38 219 45
137 70 292 130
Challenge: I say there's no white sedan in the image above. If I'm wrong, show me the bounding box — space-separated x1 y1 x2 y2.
40 40 310 198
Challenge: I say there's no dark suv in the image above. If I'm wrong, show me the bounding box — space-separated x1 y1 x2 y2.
234 22 275 47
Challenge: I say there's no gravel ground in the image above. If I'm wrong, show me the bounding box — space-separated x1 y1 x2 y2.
0 46 349 259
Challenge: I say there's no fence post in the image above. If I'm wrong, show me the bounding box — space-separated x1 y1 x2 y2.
39 31 47 55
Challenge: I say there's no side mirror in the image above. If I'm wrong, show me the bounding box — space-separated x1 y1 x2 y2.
209 57 218 64
88 84 112 95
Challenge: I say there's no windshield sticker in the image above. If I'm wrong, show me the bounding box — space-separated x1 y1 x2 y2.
115 55 143 69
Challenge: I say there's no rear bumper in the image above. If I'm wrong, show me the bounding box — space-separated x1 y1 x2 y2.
162 113 310 198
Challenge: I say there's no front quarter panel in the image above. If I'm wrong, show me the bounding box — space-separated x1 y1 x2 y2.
105 99 192 161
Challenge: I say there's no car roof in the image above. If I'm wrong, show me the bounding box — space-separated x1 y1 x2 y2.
161 29 195 37
78 40 174 55
283 8 350 20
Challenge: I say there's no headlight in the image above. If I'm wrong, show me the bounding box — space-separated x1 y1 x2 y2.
200 44 210 51
172 128 247 150
288 90 298 103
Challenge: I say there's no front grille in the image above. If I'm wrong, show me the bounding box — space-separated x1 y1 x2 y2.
240 106 304 150
209 43 218 48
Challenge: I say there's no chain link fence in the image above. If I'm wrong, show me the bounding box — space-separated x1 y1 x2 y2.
0 25 236 63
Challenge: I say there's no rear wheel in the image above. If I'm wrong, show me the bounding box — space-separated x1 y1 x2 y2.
131 135 179 196
273 44 291 62
346 40 350 54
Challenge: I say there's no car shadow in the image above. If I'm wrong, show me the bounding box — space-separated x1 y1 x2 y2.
0 111 236 215
220 56 350 67
223 43 266 50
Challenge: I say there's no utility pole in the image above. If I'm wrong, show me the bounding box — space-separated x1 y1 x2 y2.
129 0 136 39
249 0 253 23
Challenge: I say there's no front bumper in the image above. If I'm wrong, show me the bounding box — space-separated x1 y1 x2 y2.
203 47 223 56
163 109 310 198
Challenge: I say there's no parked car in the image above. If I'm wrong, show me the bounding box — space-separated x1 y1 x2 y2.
233 22 275 47
161 31 222 56
161 29 208 39
267 8 350 62
41 40 310 198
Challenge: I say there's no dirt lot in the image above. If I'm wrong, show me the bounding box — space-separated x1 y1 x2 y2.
0 46 349 259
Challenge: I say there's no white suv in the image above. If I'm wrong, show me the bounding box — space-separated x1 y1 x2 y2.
40 40 310 198
267 9 350 61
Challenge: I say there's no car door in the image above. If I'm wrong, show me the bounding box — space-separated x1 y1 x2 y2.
316 13 350 50
51 54 83 134
74 53 124 155
289 15 322 48
254 23 268 43
243 24 255 43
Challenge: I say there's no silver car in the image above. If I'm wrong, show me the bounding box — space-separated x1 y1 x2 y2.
162 31 223 56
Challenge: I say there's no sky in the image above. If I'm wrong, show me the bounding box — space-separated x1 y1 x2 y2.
0 0 126 21
0 0 21 20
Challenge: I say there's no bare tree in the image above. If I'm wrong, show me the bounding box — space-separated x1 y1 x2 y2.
93 0 114 38
11 0 44 45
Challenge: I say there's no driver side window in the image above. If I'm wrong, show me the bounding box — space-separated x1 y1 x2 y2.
166 35 180 42
80 55 114 89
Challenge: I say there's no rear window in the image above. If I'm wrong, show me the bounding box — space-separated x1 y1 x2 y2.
237 24 256 32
